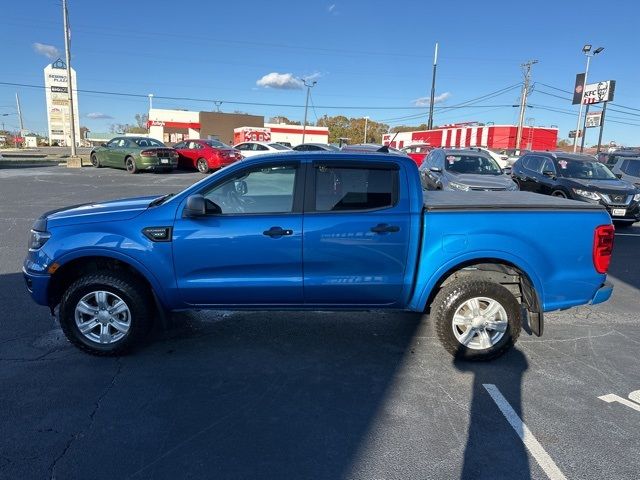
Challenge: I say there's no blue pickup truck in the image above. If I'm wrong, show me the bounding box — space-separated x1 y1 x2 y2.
23 152 615 360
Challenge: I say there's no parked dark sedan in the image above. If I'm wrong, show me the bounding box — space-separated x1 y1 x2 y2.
512 151 640 226
419 148 518 191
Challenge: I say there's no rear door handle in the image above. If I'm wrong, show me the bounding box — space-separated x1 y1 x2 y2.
370 223 400 234
263 226 293 238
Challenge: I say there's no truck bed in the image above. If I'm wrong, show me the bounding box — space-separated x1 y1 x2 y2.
423 191 604 211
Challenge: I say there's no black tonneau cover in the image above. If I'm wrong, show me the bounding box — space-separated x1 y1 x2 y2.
424 191 604 211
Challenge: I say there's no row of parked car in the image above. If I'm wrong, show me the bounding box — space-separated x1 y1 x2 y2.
89 136 639 225
417 146 640 227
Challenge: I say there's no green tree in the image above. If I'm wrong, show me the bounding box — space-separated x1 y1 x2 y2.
316 115 389 144
557 138 571 149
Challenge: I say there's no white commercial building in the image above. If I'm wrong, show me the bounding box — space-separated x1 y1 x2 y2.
44 59 80 147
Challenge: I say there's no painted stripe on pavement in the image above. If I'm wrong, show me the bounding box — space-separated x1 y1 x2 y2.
483 383 568 480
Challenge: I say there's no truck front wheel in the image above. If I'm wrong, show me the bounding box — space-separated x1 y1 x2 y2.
58 272 153 356
431 279 521 361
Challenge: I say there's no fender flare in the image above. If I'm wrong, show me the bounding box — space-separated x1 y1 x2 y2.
53 247 170 307
413 250 545 314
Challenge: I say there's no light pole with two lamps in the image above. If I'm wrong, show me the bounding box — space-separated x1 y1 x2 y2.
573 44 604 152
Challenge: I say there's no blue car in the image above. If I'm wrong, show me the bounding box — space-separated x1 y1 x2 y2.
24 152 614 360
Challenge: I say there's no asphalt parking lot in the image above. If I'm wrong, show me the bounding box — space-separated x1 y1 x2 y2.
1 166 639 480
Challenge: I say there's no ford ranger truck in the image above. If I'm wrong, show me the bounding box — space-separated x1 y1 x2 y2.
23 152 614 360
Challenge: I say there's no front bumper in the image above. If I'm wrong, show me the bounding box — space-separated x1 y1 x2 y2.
590 281 613 305
23 267 51 306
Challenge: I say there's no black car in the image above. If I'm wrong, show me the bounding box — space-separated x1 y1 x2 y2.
512 151 640 226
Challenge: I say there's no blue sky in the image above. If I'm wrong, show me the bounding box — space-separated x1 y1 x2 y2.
2 0 639 145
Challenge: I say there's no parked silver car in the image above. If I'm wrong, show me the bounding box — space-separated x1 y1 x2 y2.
604 155 640 186
419 148 519 191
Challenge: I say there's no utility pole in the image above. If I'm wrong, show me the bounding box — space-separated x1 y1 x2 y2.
301 79 317 144
427 42 438 130
363 116 369 143
62 0 78 157
515 60 537 153
15 93 24 133
148 93 154 111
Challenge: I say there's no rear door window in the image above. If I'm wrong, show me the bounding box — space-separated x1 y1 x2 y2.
621 159 640 177
313 165 398 212
523 156 543 173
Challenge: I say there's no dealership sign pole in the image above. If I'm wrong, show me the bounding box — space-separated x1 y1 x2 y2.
62 0 78 158
597 102 607 154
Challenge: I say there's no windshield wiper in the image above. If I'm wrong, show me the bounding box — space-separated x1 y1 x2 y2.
149 193 174 207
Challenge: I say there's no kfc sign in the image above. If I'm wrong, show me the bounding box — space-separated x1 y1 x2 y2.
582 80 616 104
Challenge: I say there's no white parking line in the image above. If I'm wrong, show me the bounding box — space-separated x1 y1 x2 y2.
483 384 568 480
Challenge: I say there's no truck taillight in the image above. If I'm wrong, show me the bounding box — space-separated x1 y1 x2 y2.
140 150 155 157
593 225 615 274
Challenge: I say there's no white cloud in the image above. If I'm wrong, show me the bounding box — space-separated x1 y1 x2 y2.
256 72 304 90
328 4 336 12
86 112 114 120
412 92 452 106
33 42 60 59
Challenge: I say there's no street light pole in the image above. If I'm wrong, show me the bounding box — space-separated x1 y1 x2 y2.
301 79 317 144
364 116 369 143
427 42 438 130
148 93 154 111
573 45 603 153
62 0 77 156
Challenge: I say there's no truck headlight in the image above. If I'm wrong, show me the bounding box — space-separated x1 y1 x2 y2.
573 189 600 201
634 193 640 202
28 229 51 250
449 181 470 191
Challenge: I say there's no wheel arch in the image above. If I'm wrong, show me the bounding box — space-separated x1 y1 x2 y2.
47 251 167 312
417 256 544 336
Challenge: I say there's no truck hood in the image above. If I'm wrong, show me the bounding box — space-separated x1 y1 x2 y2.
43 195 158 228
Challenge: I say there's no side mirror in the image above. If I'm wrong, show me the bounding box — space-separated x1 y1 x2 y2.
183 195 206 217
234 180 248 195
502 167 512 175
615 173 623 179
430 166 442 173
542 170 555 178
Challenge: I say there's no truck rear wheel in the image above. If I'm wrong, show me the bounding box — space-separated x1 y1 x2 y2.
58 272 153 356
431 278 521 361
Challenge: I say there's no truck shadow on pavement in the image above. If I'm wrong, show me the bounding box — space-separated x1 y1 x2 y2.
1 267 534 480
454 348 531 480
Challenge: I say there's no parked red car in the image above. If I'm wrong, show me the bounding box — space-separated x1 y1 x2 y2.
173 139 242 173
402 144 434 166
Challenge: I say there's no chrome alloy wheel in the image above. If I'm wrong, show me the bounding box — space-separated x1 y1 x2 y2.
451 296 508 350
74 291 131 344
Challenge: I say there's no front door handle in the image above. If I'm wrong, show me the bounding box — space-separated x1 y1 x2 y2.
263 226 293 238
370 223 400 234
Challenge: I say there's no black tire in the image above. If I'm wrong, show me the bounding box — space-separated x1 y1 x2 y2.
196 158 210 174
431 278 521 361
58 272 153 356
90 152 101 168
125 156 138 174
551 190 567 198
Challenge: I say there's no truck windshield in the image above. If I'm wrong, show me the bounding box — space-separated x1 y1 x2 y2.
445 154 502 175
556 159 617 180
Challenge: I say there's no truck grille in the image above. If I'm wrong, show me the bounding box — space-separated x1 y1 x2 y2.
601 193 631 205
